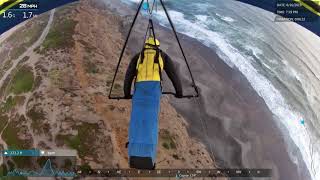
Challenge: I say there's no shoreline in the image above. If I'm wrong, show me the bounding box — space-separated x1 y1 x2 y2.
101 0 311 179
150 14 312 180
165 27 312 180
167 33 311 180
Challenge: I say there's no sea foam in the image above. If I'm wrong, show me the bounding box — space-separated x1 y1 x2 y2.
153 8 320 180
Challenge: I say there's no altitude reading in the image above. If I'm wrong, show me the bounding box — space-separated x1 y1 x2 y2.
2 11 36 19
23 11 35 19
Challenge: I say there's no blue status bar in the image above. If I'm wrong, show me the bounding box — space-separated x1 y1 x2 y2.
2 149 40 157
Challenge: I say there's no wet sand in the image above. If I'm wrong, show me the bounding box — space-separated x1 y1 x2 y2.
101 0 311 179
166 35 312 180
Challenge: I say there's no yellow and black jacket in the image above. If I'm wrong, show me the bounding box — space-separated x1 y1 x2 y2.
124 47 182 98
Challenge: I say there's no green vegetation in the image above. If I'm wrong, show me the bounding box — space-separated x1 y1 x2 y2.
2 116 31 168
27 107 46 134
9 66 34 95
1 96 25 113
85 59 98 74
2 118 29 150
78 163 92 174
49 69 61 87
160 130 176 150
2 122 22 149
3 60 13 72
2 96 15 112
12 156 31 170
5 15 49 60
0 115 8 131
64 135 81 150
106 79 112 87
114 83 121 90
0 96 25 113
39 3 78 53
56 123 99 158
41 19 77 52
15 96 25 105
0 60 13 83
162 142 170 149
0 164 8 177
7 160 15 171
0 77 10 97
34 46 41 54
108 81 124 97
106 81 111 86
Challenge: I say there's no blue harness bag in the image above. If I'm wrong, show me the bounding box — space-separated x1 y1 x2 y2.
128 81 161 169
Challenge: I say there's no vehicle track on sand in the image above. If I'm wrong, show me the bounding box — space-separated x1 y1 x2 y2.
0 9 55 164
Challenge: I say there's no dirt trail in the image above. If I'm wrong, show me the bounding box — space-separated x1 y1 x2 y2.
72 41 89 88
0 22 26 45
0 9 55 90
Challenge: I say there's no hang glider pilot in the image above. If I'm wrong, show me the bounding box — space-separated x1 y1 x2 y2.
123 37 183 99
123 37 183 169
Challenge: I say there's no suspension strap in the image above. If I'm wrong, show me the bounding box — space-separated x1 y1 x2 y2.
159 0 199 97
149 19 157 46
109 0 199 99
146 0 157 17
108 0 145 100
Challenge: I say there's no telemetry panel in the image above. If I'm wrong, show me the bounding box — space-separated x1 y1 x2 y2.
1 0 39 20
0 0 79 34
0 148 272 178
75 169 272 178
275 0 320 22
1 149 77 178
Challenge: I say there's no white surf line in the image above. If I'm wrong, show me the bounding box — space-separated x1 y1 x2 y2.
152 8 320 180
0 9 55 89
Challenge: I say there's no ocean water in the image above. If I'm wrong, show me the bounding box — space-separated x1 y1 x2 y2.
120 0 320 179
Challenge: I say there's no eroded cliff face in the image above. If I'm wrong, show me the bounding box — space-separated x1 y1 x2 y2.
0 0 219 173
